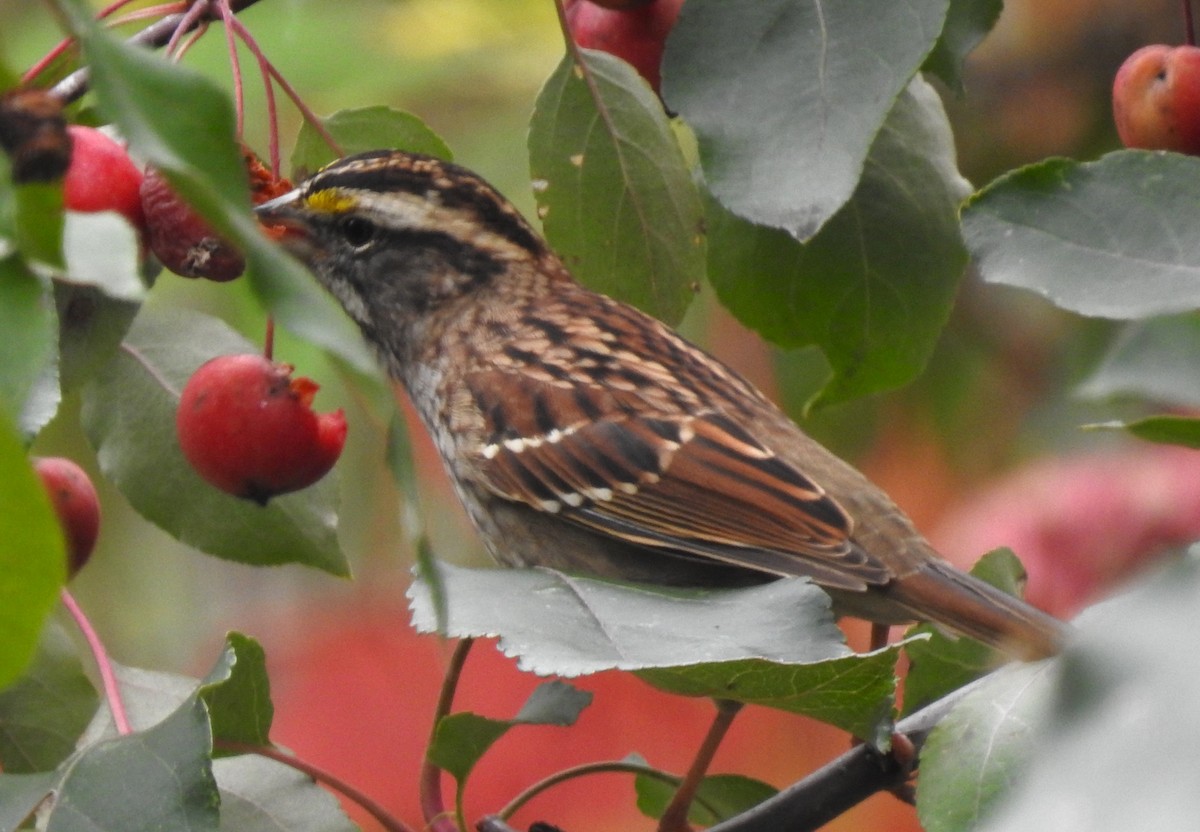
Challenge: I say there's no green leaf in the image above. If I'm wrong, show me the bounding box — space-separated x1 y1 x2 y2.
428 680 591 783
291 106 452 177
664 0 949 240
85 663 197 738
922 0 1004 94
1088 415 1200 449
198 633 273 753
639 649 901 743
47 695 220 832
636 772 777 825
0 256 60 437
0 770 59 831
0 623 97 773
963 152 1200 319
51 0 375 375
80 307 347 575
529 50 703 325
429 713 509 785
409 563 903 741
14 183 65 268
903 549 1028 715
53 279 141 394
0 411 65 691
972 550 1200 832
917 661 1057 832
60 211 145 301
213 754 357 832
1078 315 1200 408
708 78 969 406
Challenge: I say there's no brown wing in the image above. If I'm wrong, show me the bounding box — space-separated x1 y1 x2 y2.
467 373 892 592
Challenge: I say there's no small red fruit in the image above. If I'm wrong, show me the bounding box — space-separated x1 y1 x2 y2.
1113 44 1200 154
564 0 685 94
33 456 101 577
62 125 145 229
176 354 347 504
140 167 245 282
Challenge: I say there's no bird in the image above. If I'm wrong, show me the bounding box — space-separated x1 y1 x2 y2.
256 149 1067 661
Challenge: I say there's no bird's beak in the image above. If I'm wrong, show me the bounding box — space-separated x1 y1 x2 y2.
255 189 313 256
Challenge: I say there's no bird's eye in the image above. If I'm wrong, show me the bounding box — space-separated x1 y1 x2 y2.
339 216 376 249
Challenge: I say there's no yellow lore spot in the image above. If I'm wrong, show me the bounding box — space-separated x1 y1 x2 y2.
305 189 358 214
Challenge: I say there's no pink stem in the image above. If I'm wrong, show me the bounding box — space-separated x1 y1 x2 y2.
212 0 246 135
165 0 211 56
21 36 76 84
61 589 133 735
261 57 343 157
107 2 189 27
225 13 283 174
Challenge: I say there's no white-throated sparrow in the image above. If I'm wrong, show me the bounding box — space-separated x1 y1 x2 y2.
257 150 1066 660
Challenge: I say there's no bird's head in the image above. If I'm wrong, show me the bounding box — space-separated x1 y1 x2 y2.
256 150 549 361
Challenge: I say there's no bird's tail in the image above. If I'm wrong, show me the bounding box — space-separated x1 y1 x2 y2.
885 558 1068 660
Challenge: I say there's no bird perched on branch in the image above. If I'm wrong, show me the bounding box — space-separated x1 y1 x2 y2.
257 150 1066 661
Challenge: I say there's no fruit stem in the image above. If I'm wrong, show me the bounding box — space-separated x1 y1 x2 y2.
212 0 246 135
257 50 344 158
494 760 725 821
217 741 418 832
45 0 269 105
164 0 211 57
61 589 133 735
263 315 276 360
420 638 474 832
1186 0 1197 46
223 9 284 174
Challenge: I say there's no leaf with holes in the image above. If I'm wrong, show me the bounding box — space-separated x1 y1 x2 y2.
529 49 703 325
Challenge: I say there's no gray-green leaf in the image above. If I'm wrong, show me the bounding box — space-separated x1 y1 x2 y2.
963 152 1200 319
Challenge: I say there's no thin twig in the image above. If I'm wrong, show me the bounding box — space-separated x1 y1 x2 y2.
46 0 268 104
61 589 132 735
659 699 743 832
218 741 418 832
421 638 475 832
495 759 724 822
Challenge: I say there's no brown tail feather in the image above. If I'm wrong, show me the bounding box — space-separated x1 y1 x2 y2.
884 560 1067 660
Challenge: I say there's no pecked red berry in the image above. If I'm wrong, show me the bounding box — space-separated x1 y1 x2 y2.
176 354 347 504
140 167 245 282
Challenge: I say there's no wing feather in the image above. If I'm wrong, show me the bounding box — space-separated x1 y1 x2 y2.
468 373 892 590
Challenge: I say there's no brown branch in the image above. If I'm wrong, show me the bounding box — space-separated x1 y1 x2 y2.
705 675 988 832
